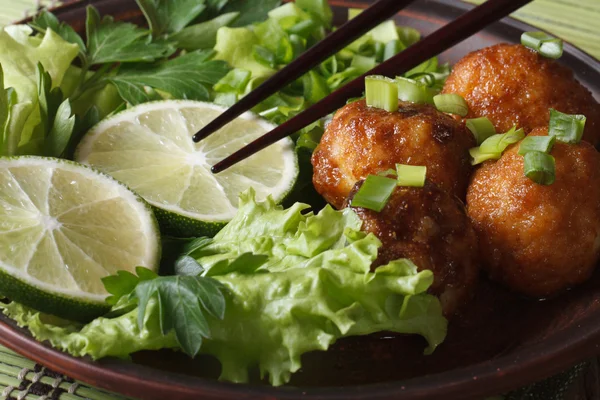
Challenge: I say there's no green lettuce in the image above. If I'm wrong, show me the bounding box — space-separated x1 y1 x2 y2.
214 27 275 78
0 25 79 155
2 190 447 386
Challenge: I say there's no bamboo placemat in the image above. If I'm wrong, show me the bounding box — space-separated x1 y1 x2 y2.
0 1 599 399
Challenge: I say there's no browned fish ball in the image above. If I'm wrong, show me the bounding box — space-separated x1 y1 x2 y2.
311 100 475 209
442 44 600 146
347 182 480 316
466 127 600 298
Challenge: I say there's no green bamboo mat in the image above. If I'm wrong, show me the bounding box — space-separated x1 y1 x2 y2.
0 1 599 399
465 0 600 59
0 346 129 400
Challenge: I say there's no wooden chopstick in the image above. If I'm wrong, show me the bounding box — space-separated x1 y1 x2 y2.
192 0 419 143
211 0 534 174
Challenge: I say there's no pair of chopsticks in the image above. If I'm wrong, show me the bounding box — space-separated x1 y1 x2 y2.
195 0 534 173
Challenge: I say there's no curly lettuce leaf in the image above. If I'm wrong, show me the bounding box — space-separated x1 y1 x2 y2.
214 27 275 78
3 190 447 386
0 25 78 155
1 299 178 359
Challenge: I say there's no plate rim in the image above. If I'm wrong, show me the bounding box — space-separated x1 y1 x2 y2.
4 0 600 399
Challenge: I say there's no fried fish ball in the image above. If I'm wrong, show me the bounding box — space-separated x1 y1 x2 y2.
466 127 600 297
312 100 475 209
442 44 600 146
347 182 479 316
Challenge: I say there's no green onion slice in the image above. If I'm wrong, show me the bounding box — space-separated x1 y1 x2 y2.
433 93 469 117
479 126 525 154
384 39 404 61
523 151 556 185
214 69 252 93
377 168 398 177
374 42 385 63
469 147 501 165
351 55 377 74
521 31 563 59
396 164 426 187
289 19 317 37
466 117 496 145
365 75 399 112
351 175 398 212
549 109 586 144
518 135 556 155
395 76 434 105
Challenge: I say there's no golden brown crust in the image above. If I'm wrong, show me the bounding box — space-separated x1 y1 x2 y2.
311 100 475 209
348 182 480 316
443 44 600 146
466 127 600 297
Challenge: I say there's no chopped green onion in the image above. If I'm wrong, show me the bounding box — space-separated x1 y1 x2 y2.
397 26 421 47
383 39 404 61
549 109 586 144
405 72 435 87
289 19 317 37
289 34 306 58
365 75 399 112
348 8 362 20
374 42 385 62
433 94 469 116
396 164 427 187
479 127 525 154
319 56 338 77
521 31 563 59
303 70 330 103
523 151 556 185
377 168 397 177
214 69 252 93
466 117 496 145
296 126 324 152
369 20 400 44
469 147 501 165
395 77 434 105
214 92 237 107
351 175 398 212
518 135 556 155
253 45 277 68
351 55 377 74
269 3 307 21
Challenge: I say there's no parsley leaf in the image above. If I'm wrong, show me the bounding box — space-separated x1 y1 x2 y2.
85 6 175 65
30 10 86 54
136 0 207 36
45 99 75 158
222 0 281 27
135 275 225 357
102 267 226 357
109 50 229 105
102 266 159 305
174 255 205 276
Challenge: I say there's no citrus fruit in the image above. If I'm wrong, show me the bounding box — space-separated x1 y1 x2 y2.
75 100 298 237
0 156 160 321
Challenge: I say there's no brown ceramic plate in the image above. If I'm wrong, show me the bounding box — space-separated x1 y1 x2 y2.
3 1 600 399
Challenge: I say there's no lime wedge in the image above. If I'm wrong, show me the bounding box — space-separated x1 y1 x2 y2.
0 156 160 321
75 101 298 237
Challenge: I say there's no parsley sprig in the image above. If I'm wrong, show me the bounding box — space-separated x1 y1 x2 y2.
102 266 226 357
25 0 277 157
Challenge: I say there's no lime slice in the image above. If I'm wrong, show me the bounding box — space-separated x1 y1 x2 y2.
75 101 299 237
0 156 160 321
